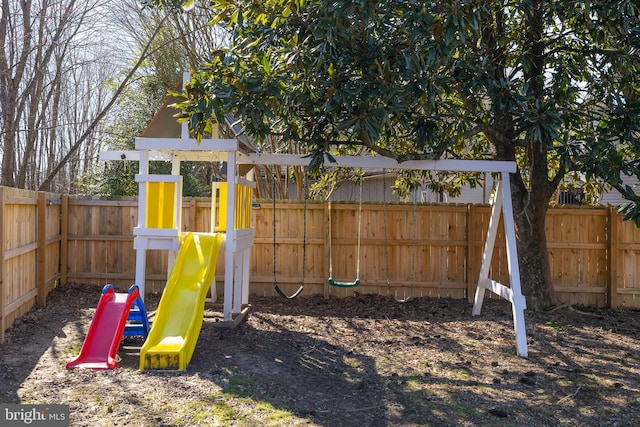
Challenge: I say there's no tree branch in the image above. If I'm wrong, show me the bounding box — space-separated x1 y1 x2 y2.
38 13 171 191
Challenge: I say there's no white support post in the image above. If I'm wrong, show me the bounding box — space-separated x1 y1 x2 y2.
168 155 182 275
223 151 238 322
472 174 528 358
182 72 190 140
499 173 528 358
134 151 150 299
135 246 147 301
241 246 251 305
472 182 503 315
233 253 243 314
242 168 254 306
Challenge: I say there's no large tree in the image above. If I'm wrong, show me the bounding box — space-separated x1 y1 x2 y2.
161 0 640 309
80 0 233 197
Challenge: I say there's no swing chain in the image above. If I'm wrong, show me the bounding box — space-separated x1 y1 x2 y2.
273 172 306 299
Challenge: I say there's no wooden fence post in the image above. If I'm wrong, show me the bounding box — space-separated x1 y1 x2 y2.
0 187 5 343
324 201 331 299
37 192 47 307
187 198 196 232
608 206 618 309
60 194 68 286
466 204 475 303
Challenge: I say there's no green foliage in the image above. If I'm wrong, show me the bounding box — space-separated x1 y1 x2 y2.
156 0 639 227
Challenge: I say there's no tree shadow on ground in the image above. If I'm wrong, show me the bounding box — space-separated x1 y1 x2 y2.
0 283 99 404
2 287 640 426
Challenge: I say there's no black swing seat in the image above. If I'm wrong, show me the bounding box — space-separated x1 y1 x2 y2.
328 277 361 288
275 283 304 299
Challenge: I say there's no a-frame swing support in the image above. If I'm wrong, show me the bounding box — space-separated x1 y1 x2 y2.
238 154 529 358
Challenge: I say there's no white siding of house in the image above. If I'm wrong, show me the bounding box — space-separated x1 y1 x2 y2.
327 173 498 204
598 175 640 206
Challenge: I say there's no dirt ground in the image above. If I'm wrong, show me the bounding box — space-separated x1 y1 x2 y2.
1 282 640 426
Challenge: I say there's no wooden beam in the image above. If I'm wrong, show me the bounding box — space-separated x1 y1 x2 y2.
0 187 5 343
239 153 517 173
135 137 239 152
99 150 172 162
61 194 68 287
37 192 47 307
324 202 331 299
466 204 475 303
608 207 618 308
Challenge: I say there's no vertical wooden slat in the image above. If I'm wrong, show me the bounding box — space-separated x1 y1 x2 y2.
324 202 331 299
0 187 5 343
37 192 47 307
608 207 618 308
187 198 197 232
60 194 68 287
466 204 475 303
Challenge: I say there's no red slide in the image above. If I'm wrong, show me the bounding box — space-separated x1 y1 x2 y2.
66 285 142 370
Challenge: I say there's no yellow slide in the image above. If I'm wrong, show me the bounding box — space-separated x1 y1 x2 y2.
140 232 224 370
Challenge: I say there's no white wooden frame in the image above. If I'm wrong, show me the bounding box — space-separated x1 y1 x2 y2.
101 146 256 329
238 153 528 358
100 147 528 357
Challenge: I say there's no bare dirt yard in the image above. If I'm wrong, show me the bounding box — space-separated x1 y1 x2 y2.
1 282 640 426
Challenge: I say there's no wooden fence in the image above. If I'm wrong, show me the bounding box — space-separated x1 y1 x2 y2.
2 186 640 342
0 187 63 343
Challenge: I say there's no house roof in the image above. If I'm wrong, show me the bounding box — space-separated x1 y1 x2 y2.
140 78 184 139
140 76 257 154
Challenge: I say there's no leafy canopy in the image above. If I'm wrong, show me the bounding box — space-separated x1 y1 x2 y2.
164 0 639 221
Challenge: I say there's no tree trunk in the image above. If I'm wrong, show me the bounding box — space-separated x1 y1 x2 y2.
1 112 16 187
510 175 557 310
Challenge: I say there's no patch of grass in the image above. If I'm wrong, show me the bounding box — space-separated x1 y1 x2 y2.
449 367 472 381
446 400 482 418
538 406 555 418
63 344 82 357
171 398 242 425
404 377 423 391
403 389 439 415
69 387 92 403
535 388 553 400
545 321 562 329
340 355 366 382
223 374 254 395
204 401 240 423
476 385 495 394
255 401 294 424
98 403 114 418
342 355 362 370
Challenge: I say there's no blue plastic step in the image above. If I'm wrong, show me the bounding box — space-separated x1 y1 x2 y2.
124 323 147 337
123 288 150 339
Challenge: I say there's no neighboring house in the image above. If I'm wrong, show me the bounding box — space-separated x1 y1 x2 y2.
597 174 640 206
327 172 639 206
327 172 499 204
